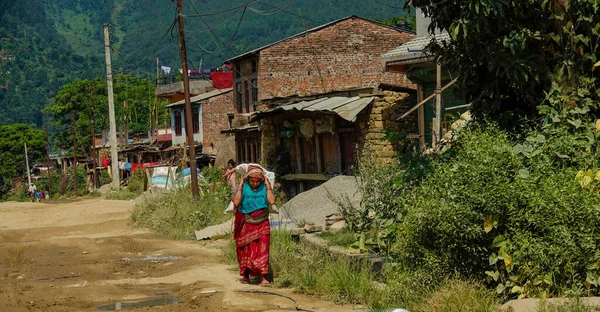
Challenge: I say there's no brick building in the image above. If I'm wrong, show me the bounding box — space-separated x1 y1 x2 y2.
225 16 417 193
165 88 234 156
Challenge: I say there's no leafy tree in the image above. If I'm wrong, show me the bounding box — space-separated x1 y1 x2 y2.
44 75 168 155
405 0 600 129
0 124 45 198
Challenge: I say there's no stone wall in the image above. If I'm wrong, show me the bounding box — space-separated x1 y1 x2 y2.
260 118 277 167
357 90 418 163
257 17 414 100
201 91 234 156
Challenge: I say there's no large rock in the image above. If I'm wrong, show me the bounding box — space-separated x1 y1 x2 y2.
499 297 600 312
214 136 236 169
279 175 361 229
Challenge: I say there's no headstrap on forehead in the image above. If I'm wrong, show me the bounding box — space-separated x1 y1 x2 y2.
245 168 264 180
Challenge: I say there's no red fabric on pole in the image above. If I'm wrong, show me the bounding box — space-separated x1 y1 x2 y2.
210 72 233 89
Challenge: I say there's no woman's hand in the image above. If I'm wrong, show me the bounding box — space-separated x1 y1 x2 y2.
232 178 244 207
264 178 276 205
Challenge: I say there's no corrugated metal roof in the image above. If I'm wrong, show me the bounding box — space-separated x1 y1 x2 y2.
252 96 375 122
381 32 450 64
165 88 232 108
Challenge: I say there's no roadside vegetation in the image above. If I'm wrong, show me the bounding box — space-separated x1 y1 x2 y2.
105 169 146 200
131 166 232 239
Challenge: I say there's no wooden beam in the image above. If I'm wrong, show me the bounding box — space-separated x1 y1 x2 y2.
280 174 329 181
315 134 323 174
398 77 459 120
417 85 425 147
445 103 472 111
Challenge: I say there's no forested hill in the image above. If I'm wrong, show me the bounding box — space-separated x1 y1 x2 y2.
0 0 410 127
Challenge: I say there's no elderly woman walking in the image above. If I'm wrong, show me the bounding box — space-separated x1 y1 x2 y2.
232 164 276 286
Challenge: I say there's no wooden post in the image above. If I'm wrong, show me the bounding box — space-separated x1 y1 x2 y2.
244 139 250 163
103 24 119 188
146 168 152 190
315 134 323 173
44 125 51 197
90 84 97 190
434 63 442 147
72 108 77 196
143 168 149 191
176 0 199 200
165 166 172 189
294 131 304 192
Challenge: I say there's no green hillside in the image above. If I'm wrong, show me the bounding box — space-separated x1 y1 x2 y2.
0 0 411 127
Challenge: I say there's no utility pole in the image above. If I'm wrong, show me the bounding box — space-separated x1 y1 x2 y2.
433 63 442 148
176 0 199 200
104 24 120 188
24 143 31 187
90 85 97 190
72 108 77 196
156 57 159 85
45 125 51 197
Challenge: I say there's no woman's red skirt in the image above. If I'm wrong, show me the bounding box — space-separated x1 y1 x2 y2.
234 209 270 276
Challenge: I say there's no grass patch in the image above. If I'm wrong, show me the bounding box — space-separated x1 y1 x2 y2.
105 188 139 201
131 183 231 239
223 230 496 310
417 280 498 312
318 228 357 249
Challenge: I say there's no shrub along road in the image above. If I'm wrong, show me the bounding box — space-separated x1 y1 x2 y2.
0 197 352 311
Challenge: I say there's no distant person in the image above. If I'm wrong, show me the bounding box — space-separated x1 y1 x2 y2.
232 164 276 286
27 183 36 202
222 159 237 194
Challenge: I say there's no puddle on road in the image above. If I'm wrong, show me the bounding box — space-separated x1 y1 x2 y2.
95 297 179 310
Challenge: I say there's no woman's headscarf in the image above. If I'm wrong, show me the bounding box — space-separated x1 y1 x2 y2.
244 164 265 180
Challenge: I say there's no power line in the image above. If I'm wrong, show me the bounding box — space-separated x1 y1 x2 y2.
252 0 317 23
112 17 179 74
184 0 259 17
247 0 292 15
226 5 247 49
182 10 242 35
112 0 175 57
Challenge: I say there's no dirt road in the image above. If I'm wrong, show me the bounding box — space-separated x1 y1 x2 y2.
0 198 355 311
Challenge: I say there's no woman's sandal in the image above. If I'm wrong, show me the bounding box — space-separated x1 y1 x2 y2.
239 277 250 284
259 279 270 287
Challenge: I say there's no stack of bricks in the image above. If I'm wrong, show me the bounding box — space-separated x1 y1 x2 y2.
358 90 417 163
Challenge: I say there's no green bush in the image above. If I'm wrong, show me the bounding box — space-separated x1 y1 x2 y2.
395 125 600 299
201 166 224 185
131 182 231 239
105 188 139 201
126 169 146 194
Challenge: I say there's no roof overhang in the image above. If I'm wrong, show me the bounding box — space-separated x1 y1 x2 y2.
250 96 375 123
221 125 260 134
165 88 232 108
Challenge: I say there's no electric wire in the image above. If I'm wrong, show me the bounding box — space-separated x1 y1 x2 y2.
246 0 292 15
